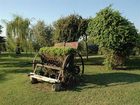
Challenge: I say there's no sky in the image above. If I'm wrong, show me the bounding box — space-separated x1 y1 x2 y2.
0 0 140 36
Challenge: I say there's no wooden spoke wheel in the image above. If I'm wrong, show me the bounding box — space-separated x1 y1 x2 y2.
75 51 84 75
63 51 84 75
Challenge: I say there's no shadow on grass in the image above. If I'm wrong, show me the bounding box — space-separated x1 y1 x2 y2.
0 73 7 83
73 72 140 91
0 68 32 82
1 62 32 68
0 52 35 58
1 68 32 74
125 56 140 70
0 55 33 68
83 57 104 65
76 56 104 65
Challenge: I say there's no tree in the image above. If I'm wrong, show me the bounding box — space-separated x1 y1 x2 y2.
133 32 140 55
87 6 138 69
0 26 6 53
5 15 30 54
0 25 2 33
53 14 88 43
31 20 53 51
53 14 89 60
0 36 5 53
79 19 89 60
44 25 54 46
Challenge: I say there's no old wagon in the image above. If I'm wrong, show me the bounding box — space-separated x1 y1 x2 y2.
29 42 84 91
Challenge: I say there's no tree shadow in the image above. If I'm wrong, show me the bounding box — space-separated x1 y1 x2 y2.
1 68 32 74
0 73 7 83
1 62 32 68
0 52 35 58
82 56 104 65
73 72 140 91
0 68 32 83
125 57 140 70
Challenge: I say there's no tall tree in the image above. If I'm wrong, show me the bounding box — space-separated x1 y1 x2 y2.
5 15 30 53
0 26 6 53
32 21 53 51
0 36 5 53
0 25 2 33
53 14 88 43
53 14 89 59
87 6 138 69
44 25 54 46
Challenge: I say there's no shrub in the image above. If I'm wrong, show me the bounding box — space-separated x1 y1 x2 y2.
87 6 138 69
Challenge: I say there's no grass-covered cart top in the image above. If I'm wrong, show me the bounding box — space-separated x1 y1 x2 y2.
39 47 76 57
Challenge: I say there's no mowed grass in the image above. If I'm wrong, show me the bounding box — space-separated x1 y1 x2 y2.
0 53 140 105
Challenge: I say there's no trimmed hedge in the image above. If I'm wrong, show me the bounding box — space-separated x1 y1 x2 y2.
39 47 75 57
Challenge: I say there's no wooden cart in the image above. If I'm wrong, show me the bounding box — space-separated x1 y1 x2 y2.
29 42 84 91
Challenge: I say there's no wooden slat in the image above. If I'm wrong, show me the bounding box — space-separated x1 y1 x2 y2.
54 42 78 49
36 64 63 71
30 74 60 83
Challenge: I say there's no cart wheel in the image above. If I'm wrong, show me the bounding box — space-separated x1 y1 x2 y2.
52 83 61 91
73 51 84 75
30 77 38 84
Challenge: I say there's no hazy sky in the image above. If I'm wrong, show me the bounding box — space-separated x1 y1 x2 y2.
0 0 140 36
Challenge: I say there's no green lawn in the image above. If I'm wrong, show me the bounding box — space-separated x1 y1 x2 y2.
0 53 140 105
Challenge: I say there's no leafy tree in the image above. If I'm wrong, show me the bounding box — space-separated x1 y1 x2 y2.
0 26 6 53
53 14 89 60
0 25 2 33
53 14 88 43
0 36 5 53
0 38 5 54
44 25 54 46
31 21 53 51
79 18 89 59
0 36 5 43
87 6 138 69
5 15 30 53
133 32 140 55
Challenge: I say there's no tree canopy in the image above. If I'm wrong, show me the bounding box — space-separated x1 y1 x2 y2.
0 26 6 53
53 14 88 43
31 20 54 51
5 15 30 52
87 6 138 68
0 25 2 34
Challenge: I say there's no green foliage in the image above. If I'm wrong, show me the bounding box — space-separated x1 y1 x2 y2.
0 25 2 33
87 6 138 69
0 26 6 52
39 47 75 57
133 33 140 55
0 36 4 42
44 25 54 46
0 36 6 52
53 14 88 43
31 21 54 51
5 15 30 52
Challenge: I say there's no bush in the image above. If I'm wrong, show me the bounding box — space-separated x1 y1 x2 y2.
87 6 138 69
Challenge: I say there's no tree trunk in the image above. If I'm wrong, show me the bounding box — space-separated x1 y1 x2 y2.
85 35 88 61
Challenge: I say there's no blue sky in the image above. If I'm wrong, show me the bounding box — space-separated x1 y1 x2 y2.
0 0 140 36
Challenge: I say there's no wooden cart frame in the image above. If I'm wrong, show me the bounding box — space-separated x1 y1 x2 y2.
29 42 84 91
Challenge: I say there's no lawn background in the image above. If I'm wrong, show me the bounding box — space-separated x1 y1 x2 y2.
0 53 140 105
